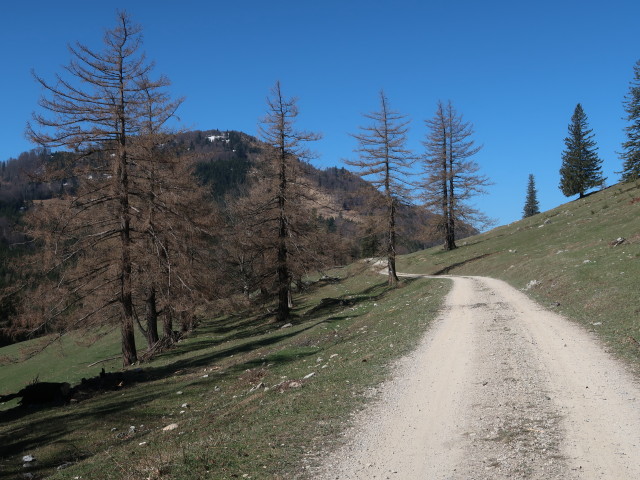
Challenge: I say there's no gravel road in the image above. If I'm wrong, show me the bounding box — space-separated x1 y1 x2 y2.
317 275 640 479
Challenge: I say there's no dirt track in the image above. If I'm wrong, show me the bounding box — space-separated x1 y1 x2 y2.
317 275 640 479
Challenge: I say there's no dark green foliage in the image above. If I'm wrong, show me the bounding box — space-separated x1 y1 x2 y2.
523 174 540 218
559 103 605 198
620 59 640 181
360 229 380 258
0 149 60 215
325 216 337 233
0 242 30 345
195 155 251 200
185 130 256 201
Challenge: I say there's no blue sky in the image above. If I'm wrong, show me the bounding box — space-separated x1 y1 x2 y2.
2 0 639 227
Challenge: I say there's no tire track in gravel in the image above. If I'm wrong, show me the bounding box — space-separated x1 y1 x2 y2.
317 275 640 479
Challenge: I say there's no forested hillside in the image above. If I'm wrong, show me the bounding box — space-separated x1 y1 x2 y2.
176 128 446 254
0 128 461 347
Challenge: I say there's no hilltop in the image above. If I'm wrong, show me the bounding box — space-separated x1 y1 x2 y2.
174 128 445 253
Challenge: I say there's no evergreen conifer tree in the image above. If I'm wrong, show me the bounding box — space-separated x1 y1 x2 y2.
559 103 605 198
523 174 540 218
620 59 640 181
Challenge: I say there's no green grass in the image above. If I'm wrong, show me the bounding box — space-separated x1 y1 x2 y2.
0 263 448 479
4 180 638 478
0 329 144 407
398 180 640 368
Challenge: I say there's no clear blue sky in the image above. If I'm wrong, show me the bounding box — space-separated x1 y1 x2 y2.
2 0 639 227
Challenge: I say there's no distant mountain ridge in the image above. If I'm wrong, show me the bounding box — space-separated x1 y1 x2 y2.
0 128 474 252
176 129 470 253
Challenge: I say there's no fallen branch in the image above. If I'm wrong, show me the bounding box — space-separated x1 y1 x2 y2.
139 335 178 362
87 355 121 368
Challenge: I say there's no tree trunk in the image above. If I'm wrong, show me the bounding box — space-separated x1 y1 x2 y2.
287 284 293 309
180 311 194 332
238 255 251 299
276 143 290 322
118 149 137 366
162 308 173 340
387 197 399 286
445 194 457 251
441 131 455 251
121 317 137 367
445 224 457 251
447 133 457 251
119 258 137 365
117 75 137 365
145 287 159 348
276 232 290 321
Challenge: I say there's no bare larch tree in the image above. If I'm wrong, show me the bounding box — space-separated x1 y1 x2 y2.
130 78 218 350
346 90 414 286
23 12 186 365
422 101 491 250
255 81 321 321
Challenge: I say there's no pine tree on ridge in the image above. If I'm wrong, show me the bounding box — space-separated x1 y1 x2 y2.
523 174 540 218
620 59 640 181
559 103 605 198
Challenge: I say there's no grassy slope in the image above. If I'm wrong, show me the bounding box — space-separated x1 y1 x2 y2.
3 180 638 479
0 264 448 479
398 180 640 367
0 330 146 405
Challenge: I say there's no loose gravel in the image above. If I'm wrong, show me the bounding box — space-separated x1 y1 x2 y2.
315 275 640 479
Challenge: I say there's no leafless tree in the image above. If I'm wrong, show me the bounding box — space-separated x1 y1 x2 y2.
253 81 322 321
422 101 491 250
224 170 341 315
346 90 415 286
130 79 219 349
22 11 187 365
130 137 217 349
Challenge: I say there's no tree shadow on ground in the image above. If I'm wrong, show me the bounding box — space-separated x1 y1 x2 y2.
0 333 323 475
432 253 497 275
141 280 394 382
0 272 427 480
0 388 163 478
151 276 389 365
0 274 400 475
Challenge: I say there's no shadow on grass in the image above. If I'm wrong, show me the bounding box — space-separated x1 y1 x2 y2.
143 280 394 379
432 253 497 275
0 275 401 475
0 389 163 478
152 276 390 365
301 281 387 318
151 275 361 363
0 321 333 474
